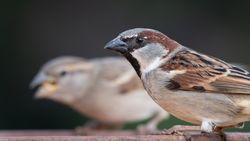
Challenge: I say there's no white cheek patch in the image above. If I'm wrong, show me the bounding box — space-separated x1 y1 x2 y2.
144 57 164 74
131 43 169 71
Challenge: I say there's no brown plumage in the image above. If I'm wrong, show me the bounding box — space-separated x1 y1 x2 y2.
105 28 250 134
161 49 250 94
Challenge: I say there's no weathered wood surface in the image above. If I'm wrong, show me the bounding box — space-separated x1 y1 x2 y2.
0 130 249 141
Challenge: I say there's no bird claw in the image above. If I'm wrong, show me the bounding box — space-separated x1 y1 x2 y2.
157 125 201 136
160 128 185 136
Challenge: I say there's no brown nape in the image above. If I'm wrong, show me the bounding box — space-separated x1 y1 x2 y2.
139 30 181 52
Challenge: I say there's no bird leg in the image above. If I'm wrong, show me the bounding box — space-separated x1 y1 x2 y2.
203 122 245 139
161 124 225 141
136 111 168 135
208 122 244 141
201 121 244 135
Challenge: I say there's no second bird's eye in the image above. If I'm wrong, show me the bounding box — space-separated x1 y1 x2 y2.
136 37 144 44
60 71 67 76
122 38 128 42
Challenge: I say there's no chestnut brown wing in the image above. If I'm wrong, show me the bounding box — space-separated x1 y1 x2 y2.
162 49 250 94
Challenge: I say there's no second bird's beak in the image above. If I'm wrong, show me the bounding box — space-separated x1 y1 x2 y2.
30 73 58 99
104 38 128 53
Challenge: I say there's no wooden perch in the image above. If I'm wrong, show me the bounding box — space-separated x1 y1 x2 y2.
0 130 249 141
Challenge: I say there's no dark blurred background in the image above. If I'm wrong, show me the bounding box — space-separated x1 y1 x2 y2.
1 0 250 131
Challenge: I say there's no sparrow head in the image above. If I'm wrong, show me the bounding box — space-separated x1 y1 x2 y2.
30 56 95 103
105 28 181 76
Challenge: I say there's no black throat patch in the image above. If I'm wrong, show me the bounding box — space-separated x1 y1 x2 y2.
123 52 141 78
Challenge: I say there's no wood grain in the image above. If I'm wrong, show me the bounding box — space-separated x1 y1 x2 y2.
0 130 249 141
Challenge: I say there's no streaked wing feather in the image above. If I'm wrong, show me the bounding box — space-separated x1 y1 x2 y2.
210 76 250 94
164 48 250 94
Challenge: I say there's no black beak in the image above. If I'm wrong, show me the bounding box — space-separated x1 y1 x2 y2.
104 38 128 53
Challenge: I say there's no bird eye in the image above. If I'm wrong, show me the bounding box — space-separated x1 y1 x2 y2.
122 38 128 42
60 71 67 76
136 37 144 44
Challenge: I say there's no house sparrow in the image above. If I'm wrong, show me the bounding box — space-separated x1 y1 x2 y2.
30 56 168 132
105 28 250 134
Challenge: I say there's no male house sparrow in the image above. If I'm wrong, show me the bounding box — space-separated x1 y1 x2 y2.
30 56 168 132
105 28 250 134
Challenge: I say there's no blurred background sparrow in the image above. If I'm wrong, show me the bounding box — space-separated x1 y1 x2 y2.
30 56 169 132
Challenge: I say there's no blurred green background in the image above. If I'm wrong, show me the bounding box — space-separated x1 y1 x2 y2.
1 0 250 132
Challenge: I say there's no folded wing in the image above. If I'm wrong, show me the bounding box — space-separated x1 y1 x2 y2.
161 48 250 94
